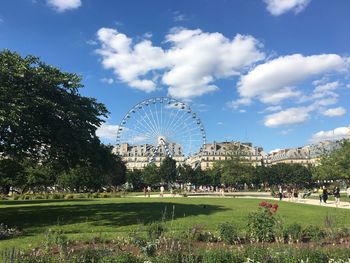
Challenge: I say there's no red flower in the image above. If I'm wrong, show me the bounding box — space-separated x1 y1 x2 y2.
259 201 267 207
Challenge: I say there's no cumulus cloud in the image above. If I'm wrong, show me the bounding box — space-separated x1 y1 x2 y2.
96 123 120 141
310 127 349 143
96 28 168 92
47 0 81 12
96 27 264 98
237 54 345 105
322 107 346 117
264 0 311 16
264 106 312 127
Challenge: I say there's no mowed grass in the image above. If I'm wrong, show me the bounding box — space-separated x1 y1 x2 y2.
0 197 349 251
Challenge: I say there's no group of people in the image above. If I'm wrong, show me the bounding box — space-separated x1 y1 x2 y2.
143 185 166 197
318 185 341 207
276 185 350 208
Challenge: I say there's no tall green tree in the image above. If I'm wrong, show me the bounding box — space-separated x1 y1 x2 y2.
0 159 25 194
0 50 108 168
142 164 160 186
126 169 144 190
219 156 254 186
159 157 177 183
313 140 350 181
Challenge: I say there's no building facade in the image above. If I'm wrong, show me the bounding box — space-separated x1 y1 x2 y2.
266 140 344 166
113 143 185 170
192 141 267 170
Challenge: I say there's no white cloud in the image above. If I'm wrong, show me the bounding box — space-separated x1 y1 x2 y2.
264 105 283 112
217 122 223 125
173 11 188 22
96 27 264 98
260 87 302 104
226 97 252 109
310 127 349 143
101 78 114 84
264 0 311 16
313 97 338 107
264 106 312 127
47 0 81 12
322 107 346 117
96 123 120 141
86 39 98 46
96 28 168 93
237 54 345 104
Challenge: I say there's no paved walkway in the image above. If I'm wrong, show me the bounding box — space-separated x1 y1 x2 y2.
136 192 350 209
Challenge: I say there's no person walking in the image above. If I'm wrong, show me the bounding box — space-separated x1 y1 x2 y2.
322 186 328 204
333 186 340 207
160 185 164 197
278 185 283 201
318 186 323 205
147 186 151 198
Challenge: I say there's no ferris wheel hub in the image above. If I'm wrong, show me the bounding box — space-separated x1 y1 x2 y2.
158 136 167 145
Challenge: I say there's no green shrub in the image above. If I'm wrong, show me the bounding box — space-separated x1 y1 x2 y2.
196 231 218 242
68 248 110 263
21 194 31 200
33 195 44 200
217 222 239 244
92 192 100 198
100 253 142 263
283 223 302 243
64 194 74 200
13 194 20 200
101 192 110 198
302 225 326 242
247 201 279 242
43 229 69 255
202 249 235 263
51 193 64 199
0 223 21 240
147 222 166 240
152 252 199 263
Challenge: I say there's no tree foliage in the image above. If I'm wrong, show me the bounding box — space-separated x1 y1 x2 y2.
0 50 108 168
313 140 350 181
159 157 177 183
0 50 126 193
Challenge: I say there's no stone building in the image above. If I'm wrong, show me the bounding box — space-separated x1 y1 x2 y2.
113 143 185 170
267 140 344 166
189 141 267 170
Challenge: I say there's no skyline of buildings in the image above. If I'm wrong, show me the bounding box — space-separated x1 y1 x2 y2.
114 124 350 170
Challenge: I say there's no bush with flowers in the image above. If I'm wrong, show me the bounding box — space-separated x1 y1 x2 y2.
247 201 280 243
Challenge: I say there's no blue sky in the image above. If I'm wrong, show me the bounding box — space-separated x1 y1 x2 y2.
1 0 350 152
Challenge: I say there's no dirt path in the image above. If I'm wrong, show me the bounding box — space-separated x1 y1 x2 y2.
135 192 350 209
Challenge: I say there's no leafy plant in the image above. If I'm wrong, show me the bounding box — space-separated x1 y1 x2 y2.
247 201 279 242
283 223 302 243
217 222 240 244
0 223 21 240
302 225 326 242
147 222 166 240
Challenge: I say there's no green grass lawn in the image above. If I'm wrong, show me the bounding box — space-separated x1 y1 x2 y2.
1 197 349 251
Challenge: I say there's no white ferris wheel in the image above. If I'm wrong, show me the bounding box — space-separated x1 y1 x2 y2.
115 97 206 163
